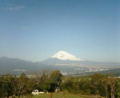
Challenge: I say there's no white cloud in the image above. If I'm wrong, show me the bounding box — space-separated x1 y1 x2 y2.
7 5 25 11
0 5 25 11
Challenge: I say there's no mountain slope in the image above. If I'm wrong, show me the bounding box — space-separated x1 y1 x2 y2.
0 51 120 75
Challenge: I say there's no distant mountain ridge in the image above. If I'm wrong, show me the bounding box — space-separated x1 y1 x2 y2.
0 51 120 75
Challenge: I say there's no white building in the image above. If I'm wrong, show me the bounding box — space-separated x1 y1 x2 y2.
32 89 45 95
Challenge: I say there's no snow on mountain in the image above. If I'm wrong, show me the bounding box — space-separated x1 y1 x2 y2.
51 51 81 61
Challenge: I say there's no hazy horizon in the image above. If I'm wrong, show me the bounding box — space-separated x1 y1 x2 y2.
0 0 120 63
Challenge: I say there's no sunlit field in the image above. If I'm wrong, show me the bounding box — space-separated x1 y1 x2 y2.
21 92 104 98
33 93 103 98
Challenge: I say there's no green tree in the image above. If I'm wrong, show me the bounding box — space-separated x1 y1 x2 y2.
48 70 62 92
16 73 33 96
0 74 16 98
115 79 120 98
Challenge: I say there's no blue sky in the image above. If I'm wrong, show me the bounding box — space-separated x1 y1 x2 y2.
0 0 120 62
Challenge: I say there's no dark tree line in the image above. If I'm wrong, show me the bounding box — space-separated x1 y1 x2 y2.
62 73 120 98
0 70 62 98
0 71 120 98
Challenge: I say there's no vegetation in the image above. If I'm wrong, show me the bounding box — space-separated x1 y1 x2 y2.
13 92 104 98
23 92 104 98
0 70 120 98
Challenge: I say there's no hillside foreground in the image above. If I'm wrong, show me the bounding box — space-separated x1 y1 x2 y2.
18 92 104 98
33 93 103 98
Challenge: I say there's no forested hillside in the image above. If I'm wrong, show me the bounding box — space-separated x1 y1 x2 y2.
0 70 120 98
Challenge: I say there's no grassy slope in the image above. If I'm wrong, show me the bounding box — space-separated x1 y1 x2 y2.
32 92 104 98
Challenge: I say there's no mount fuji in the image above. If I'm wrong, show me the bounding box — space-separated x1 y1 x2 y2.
41 50 117 66
52 51 81 61
41 51 83 66
40 51 120 75
0 50 120 75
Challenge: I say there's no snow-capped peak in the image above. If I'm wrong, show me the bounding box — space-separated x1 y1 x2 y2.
52 51 81 61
